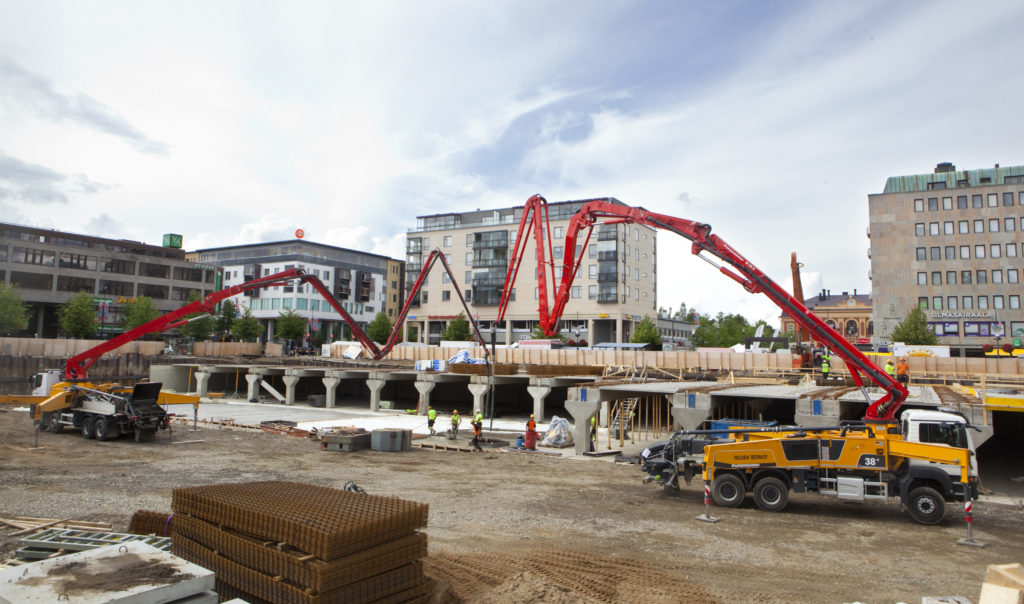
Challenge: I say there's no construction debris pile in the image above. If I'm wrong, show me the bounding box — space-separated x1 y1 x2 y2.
170 480 430 603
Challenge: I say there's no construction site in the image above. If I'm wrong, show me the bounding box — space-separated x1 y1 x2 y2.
2 195 1024 602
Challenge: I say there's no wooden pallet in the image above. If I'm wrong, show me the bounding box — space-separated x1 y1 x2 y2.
411 442 476 453
0 517 112 534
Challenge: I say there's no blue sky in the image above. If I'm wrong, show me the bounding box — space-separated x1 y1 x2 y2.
2 1 1022 325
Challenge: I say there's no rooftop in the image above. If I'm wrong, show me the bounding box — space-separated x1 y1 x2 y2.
882 162 1024 194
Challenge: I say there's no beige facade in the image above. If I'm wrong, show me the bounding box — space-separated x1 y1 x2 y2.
780 289 872 346
404 198 658 345
383 258 405 322
868 162 1024 352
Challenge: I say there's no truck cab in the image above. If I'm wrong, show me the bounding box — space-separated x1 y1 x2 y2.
900 408 979 478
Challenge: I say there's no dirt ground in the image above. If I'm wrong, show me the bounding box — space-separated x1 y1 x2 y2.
1 408 1021 604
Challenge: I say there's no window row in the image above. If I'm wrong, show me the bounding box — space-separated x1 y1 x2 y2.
915 216 1022 236
914 192 1022 212
917 268 1019 286
915 243 1021 261
918 295 1020 311
928 321 1005 337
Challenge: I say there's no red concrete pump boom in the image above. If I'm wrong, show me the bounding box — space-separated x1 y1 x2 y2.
65 251 486 381
498 194 907 420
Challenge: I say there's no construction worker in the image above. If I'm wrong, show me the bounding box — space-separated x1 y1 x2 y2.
884 359 896 379
470 416 483 452
450 410 461 439
427 406 437 436
526 414 536 431
474 409 483 425
820 355 830 381
589 415 597 452
896 357 910 385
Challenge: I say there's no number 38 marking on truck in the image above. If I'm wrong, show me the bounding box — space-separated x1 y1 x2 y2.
857 454 884 468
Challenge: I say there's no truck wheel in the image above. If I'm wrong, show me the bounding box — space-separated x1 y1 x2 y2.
906 486 945 525
753 477 789 512
95 417 114 441
81 415 95 439
711 474 746 508
48 414 64 434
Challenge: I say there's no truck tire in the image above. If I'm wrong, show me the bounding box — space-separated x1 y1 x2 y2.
906 486 945 525
48 414 64 434
753 477 789 512
95 417 114 441
81 415 95 439
711 473 745 508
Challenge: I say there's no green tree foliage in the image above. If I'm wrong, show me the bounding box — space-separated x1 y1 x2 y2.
119 296 161 336
216 300 239 340
691 313 776 348
890 306 939 345
529 325 565 340
630 315 662 348
367 312 392 344
275 309 307 341
178 291 216 341
441 312 472 341
0 283 30 336
231 308 265 342
58 291 98 338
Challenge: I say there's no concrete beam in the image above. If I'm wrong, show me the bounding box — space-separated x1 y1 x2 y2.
245 374 260 402
367 378 385 412
282 375 300 405
565 399 600 456
194 371 211 397
322 377 340 408
468 383 488 416
526 385 551 420
413 381 436 415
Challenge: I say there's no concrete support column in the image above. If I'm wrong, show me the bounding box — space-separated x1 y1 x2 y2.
565 399 600 456
245 374 260 402
367 378 385 412
526 385 551 420
282 375 300 405
504 319 512 347
194 371 211 397
468 383 488 415
615 314 623 343
322 377 340 408
414 380 435 415
587 318 594 345
670 391 712 431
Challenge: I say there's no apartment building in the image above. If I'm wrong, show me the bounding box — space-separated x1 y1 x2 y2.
868 162 1024 354
0 223 220 337
193 241 403 342
405 198 658 345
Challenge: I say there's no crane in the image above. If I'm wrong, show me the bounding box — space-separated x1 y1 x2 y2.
497 195 908 420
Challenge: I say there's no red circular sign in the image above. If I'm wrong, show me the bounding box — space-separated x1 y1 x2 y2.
295 229 305 239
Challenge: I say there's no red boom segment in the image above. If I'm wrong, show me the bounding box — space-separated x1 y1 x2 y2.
498 195 908 420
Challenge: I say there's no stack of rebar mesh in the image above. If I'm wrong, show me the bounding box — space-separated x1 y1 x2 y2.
170 481 430 603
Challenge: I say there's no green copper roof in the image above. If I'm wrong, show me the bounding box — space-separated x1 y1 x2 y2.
883 163 1024 194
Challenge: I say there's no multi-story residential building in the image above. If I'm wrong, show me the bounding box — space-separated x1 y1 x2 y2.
868 162 1024 354
779 289 872 347
0 223 221 337
193 241 403 342
405 198 658 345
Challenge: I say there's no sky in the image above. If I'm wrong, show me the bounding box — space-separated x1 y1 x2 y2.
2 1 1023 327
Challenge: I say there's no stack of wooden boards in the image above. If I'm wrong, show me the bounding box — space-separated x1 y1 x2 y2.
170 481 431 603
979 563 1024 604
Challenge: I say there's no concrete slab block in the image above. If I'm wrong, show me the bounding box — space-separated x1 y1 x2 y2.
0 541 215 604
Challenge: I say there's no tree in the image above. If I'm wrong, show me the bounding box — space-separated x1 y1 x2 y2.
630 315 662 348
366 312 392 344
0 283 29 336
216 300 239 340
58 291 98 338
440 312 471 341
119 296 161 335
275 309 307 341
530 325 565 340
231 308 265 342
890 307 939 345
691 312 774 348
177 291 216 341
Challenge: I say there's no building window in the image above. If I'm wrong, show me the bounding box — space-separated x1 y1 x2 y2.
947 296 958 310
958 220 968 234
588 285 597 300
932 296 942 310
918 297 928 310
960 245 970 259
961 270 972 284
296 298 308 310
1009 269 1019 284
917 272 927 285
137 283 168 299
554 246 563 259
977 270 987 284
1010 295 1020 310
972 194 983 208
421 291 428 303
58 253 97 271
930 247 940 260
943 197 952 210
928 198 938 211
929 222 939 235
56 276 95 293
978 296 989 309
12 247 55 266
993 270 1003 284
98 279 133 296
975 245 985 259
441 290 450 301
991 244 1001 258
589 265 597 279
973 219 984 233
943 221 953 235
944 246 955 259
466 233 473 246
554 226 564 239
1004 192 1015 206
989 218 1000 232
963 296 973 309
1006 217 1016 232
139 262 170 278
101 258 136 275
988 194 998 207
571 286 581 299
931 272 941 286
916 247 926 261
957 195 968 209
914 223 925 236
994 295 1004 310
443 235 452 247
914 199 924 212
589 244 596 259
946 271 956 284
534 287 539 300
10 271 52 290
442 272 450 284
282 298 292 309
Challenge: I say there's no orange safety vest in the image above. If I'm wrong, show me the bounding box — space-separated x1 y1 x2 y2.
527 419 536 431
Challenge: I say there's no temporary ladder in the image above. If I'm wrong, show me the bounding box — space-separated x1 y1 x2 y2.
609 397 638 438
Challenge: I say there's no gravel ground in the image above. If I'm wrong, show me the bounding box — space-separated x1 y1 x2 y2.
1 406 1022 603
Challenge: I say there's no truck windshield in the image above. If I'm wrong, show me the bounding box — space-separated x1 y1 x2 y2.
918 422 968 449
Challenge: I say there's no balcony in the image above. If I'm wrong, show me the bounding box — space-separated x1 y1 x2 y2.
472 277 505 286
598 293 618 303
597 251 617 261
597 272 618 283
597 229 617 241
473 258 508 268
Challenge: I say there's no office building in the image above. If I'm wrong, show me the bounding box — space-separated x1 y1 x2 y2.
0 223 220 337
405 198 658 345
193 240 403 341
868 162 1024 354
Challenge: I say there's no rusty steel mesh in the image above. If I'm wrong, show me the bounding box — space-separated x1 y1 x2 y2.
173 533 428 604
171 481 428 560
173 514 427 593
127 509 174 536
